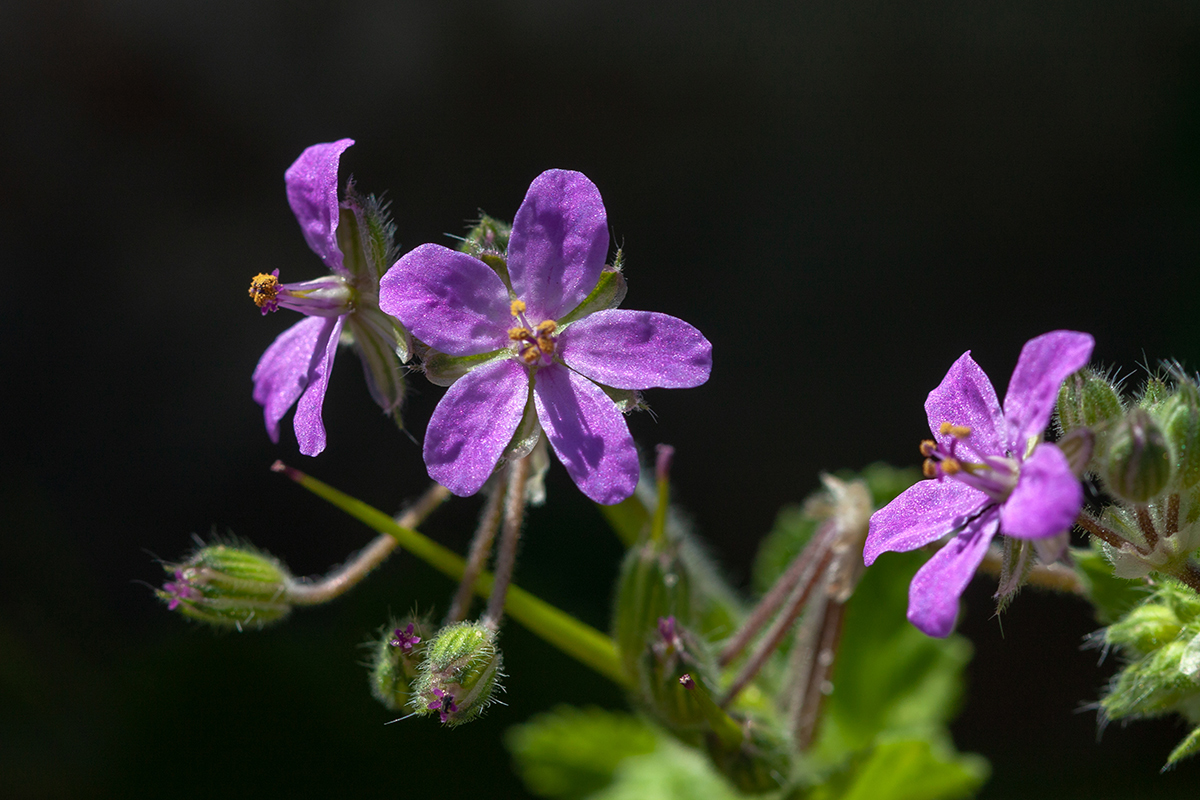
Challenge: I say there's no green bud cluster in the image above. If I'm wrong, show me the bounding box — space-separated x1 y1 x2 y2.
368 616 430 711
1057 367 1124 462
410 621 504 727
157 543 292 630
1101 580 1200 767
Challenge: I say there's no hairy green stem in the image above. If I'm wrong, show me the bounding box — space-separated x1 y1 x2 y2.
271 461 629 688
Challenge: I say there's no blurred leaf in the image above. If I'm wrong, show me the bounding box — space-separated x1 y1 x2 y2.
810 738 988 800
506 706 658 799
812 550 973 762
590 736 745 800
1071 544 1148 625
858 463 922 508
1167 726 1200 768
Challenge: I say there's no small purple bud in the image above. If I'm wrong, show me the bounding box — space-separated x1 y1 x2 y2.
679 673 695 689
655 444 675 485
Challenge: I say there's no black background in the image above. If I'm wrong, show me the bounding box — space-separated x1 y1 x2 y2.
4 1 1200 797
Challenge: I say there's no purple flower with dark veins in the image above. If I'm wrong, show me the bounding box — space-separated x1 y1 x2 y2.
863 331 1095 637
390 623 421 654
249 139 410 456
378 170 711 504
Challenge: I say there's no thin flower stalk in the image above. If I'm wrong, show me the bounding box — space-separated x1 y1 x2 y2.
447 471 507 623
485 456 532 628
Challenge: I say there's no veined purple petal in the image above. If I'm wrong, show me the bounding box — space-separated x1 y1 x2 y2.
907 508 999 638
252 316 329 444
556 310 712 389
508 170 609 322
999 443 1083 539
293 315 344 457
424 358 529 496
285 139 353 273
925 351 1007 459
1003 331 1095 450
379 244 512 357
533 364 638 505
864 479 987 565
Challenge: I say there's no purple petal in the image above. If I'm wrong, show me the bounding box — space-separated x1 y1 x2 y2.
533 364 638 504
285 139 353 273
252 316 329 444
864 479 987 565
999 443 1083 539
556 310 712 390
925 351 1006 459
293 315 344 456
424 358 529 496
907 508 999 638
508 170 609 322
1002 331 1095 449
379 244 511 357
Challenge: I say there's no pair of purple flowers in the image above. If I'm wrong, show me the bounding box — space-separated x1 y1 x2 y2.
864 331 1095 637
251 141 711 505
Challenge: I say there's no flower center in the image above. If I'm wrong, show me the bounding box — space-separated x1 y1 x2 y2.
921 421 1020 502
507 299 557 366
249 271 282 314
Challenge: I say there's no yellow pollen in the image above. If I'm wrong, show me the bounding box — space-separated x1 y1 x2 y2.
536 336 555 354
535 319 557 335
248 273 281 307
938 422 972 439
923 459 939 479
508 326 531 341
940 458 962 475
510 299 526 316
521 348 540 365
919 439 937 457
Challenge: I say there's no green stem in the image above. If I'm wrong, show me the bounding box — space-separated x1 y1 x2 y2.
272 462 630 688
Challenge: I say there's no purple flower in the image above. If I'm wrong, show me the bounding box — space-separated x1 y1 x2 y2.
378 170 711 504
250 139 411 456
390 623 421 654
863 331 1095 637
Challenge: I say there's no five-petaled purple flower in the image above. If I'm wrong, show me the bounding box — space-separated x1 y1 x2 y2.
378 170 712 504
250 139 410 456
863 330 1094 637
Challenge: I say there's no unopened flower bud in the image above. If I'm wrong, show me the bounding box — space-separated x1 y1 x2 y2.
1105 409 1173 503
1105 604 1183 657
612 539 693 682
411 621 504 726
157 543 292 630
368 618 429 711
1101 638 1197 721
1157 380 1200 490
1057 368 1123 462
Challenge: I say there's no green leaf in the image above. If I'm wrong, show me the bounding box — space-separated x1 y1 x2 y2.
810 738 988 800
591 736 745 800
813 550 973 762
1071 543 1148 625
506 706 659 799
1167 725 1200 768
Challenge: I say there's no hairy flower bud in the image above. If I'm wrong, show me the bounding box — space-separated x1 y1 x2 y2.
1057 368 1124 462
1158 380 1200 491
157 543 292 630
368 617 429 711
411 621 504 726
1105 409 1173 503
1105 604 1183 657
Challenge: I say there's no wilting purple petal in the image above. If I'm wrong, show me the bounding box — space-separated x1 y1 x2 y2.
533 364 638 504
864 479 986 565
293 315 344 457
557 310 712 390
380 244 511 356
252 316 330 443
424 358 529 496
1002 331 1094 451
508 170 608 322
924 351 1007 459
285 139 353 273
907 509 999 638
999 443 1082 539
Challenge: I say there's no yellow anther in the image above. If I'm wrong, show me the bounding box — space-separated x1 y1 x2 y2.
536 336 556 354
509 326 531 341
535 319 557 335
940 458 962 475
919 439 937 457
248 273 281 307
510 299 526 316
923 459 939 479
938 422 972 439
521 348 540 365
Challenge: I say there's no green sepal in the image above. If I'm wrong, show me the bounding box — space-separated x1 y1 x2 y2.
157 542 293 630
368 615 431 711
411 621 504 727
503 378 540 460
1056 368 1124 464
1157 378 1200 490
1101 639 1199 720
423 348 509 387
1105 408 1173 503
597 382 644 413
458 214 512 257
557 267 629 326
337 185 398 285
1167 725 1200 768
345 310 409 426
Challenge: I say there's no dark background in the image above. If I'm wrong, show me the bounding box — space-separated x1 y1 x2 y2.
4 1 1200 797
